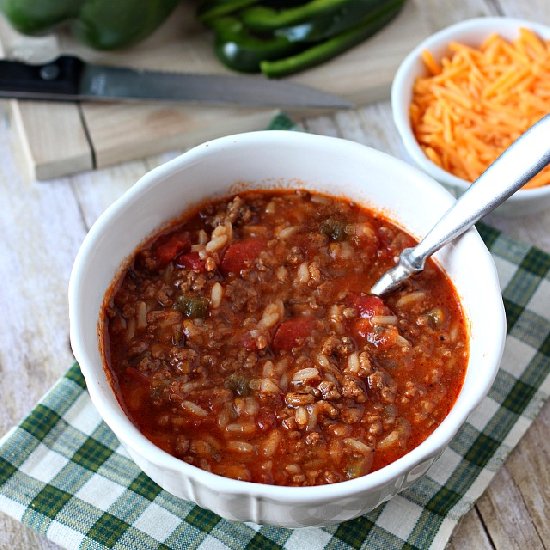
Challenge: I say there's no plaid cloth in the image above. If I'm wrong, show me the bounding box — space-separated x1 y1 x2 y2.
1 121 549 549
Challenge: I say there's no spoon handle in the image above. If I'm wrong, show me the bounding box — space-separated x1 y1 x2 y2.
371 114 550 295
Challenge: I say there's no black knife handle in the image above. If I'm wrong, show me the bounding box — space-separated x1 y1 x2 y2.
0 55 83 99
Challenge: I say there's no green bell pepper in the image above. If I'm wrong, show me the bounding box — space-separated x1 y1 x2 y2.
272 0 387 43
261 0 405 77
212 16 299 73
0 0 181 50
197 0 259 26
240 0 352 32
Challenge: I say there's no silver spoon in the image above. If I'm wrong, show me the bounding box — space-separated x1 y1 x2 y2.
371 114 550 296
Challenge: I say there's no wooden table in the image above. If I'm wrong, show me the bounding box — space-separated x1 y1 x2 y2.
1 1 549 548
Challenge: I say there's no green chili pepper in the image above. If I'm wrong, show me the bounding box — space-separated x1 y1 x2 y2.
273 0 385 43
174 295 209 319
212 16 299 73
320 218 347 241
197 0 259 26
224 372 251 396
240 0 351 32
0 0 180 50
261 0 405 78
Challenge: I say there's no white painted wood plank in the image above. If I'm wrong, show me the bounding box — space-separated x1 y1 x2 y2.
448 508 493 550
477 466 544 550
0 19 93 180
505 401 550 546
494 0 550 20
0 116 84 550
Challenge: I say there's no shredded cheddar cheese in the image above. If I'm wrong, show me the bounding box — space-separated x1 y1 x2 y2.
411 28 550 189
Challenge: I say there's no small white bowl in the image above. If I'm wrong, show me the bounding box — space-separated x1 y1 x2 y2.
392 17 550 217
69 131 506 527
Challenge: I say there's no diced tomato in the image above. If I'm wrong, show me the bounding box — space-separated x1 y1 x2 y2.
221 238 267 274
353 318 373 340
122 368 150 412
155 232 191 267
350 295 395 349
124 367 150 385
272 317 314 351
349 294 391 319
176 251 205 272
242 333 257 351
353 319 398 350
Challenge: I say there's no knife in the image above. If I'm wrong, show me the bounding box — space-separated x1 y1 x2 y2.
0 55 351 110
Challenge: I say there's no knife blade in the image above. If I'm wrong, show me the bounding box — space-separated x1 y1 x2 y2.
0 55 352 110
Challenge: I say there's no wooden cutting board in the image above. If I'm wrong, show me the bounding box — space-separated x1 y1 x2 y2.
0 2 429 180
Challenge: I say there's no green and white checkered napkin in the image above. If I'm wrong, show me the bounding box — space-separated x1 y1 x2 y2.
1 229 549 550
1 122 550 548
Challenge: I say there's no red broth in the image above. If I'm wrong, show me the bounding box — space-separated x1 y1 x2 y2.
102 190 468 486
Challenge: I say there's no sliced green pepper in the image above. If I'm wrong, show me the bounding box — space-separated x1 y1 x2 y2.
320 218 347 241
212 17 299 73
224 372 251 396
174 295 209 319
240 0 350 32
261 0 405 78
0 0 82 34
0 0 180 50
197 0 259 26
274 0 385 43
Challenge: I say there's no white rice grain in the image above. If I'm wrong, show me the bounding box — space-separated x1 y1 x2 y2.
259 300 284 328
292 367 319 382
371 315 397 326
347 352 360 374
225 220 233 242
126 317 135 341
396 335 411 348
262 361 275 378
206 226 228 252
276 266 288 282
136 301 147 329
316 353 331 369
277 226 298 239
344 438 372 454
296 262 310 283
206 235 227 252
260 379 281 393
211 282 223 309
198 229 208 245
227 441 254 453
226 423 256 434
261 430 281 457
181 400 208 417
295 406 308 426
396 291 426 308
306 404 318 431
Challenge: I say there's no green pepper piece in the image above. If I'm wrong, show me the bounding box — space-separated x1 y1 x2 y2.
224 372 251 396
197 0 259 26
345 456 372 479
212 17 299 73
241 0 350 32
0 0 83 34
174 295 209 319
320 218 346 241
261 0 405 78
0 0 180 50
74 0 180 50
274 0 385 43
